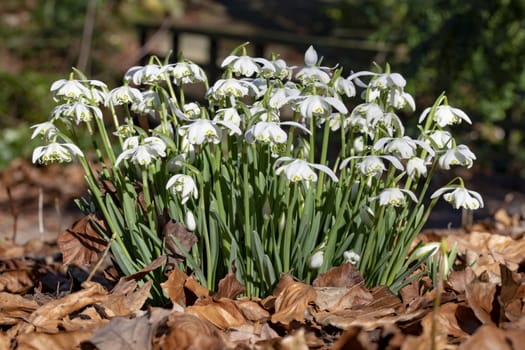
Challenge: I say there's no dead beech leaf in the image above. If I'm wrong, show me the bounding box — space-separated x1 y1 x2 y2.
19 281 107 334
465 279 497 325
0 292 38 326
458 324 516 350
187 297 247 329
100 279 152 317
446 268 477 294
312 262 364 288
214 269 246 300
279 328 309 350
271 276 316 325
83 312 157 350
158 313 224 350
400 307 448 350
163 221 197 257
16 330 93 350
236 298 270 322
57 214 107 266
0 269 33 293
225 323 279 346
332 326 372 350
0 332 11 350
0 240 24 259
124 255 167 282
161 267 209 307
314 285 373 312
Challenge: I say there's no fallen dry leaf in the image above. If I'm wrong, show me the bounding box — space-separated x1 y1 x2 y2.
314 285 373 312
57 215 107 266
465 278 497 325
235 298 270 322
187 297 247 329
0 269 33 293
214 268 246 300
0 292 39 326
458 323 525 350
16 330 93 350
156 312 224 350
161 267 209 307
100 279 152 317
163 221 197 258
271 275 316 325
224 323 279 346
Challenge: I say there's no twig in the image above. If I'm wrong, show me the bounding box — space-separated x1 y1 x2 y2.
38 187 44 238
77 0 98 72
86 233 115 282
6 186 18 242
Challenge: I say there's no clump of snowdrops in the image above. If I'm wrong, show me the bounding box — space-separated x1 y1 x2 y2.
31 44 483 300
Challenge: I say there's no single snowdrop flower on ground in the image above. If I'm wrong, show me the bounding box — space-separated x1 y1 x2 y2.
274 157 338 183
124 64 164 85
419 105 471 127
343 250 361 265
166 174 199 204
32 142 83 165
438 145 476 169
411 242 440 261
431 186 484 209
115 136 166 167
372 188 418 207
374 136 435 159
294 46 332 84
30 122 57 140
309 250 324 269
108 85 143 106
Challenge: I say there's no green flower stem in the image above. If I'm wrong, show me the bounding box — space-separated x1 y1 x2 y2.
316 122 331 204
309 117 315 163
283 183 298 273
242 142 253 296
141 167 157 234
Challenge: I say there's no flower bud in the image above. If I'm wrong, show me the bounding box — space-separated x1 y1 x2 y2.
309 251 324 269
185 210 196 231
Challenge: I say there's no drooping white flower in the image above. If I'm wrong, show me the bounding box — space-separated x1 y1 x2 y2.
245 121 309 145
60 102 103 124
291 95 348 120
30 122 57 140
124 64 164 85
185 210 197 231
294 46 331 84
167 61 207 85
438 145 476 169
425 130 454 149
166 174 199 204
131 90 163 116
374 136 435 159
50 79 90 101
406 157 428 178
108 85 143 106
340 155 403 177
182 102 201 119
419 105 471 127
411 242 440 260
373 188 418 207
179 118 241 145
309 250 324 269
213 107 242 129
334 76 356 97
32 142 83 164
207 78 259 100
268 84 300 109
343 250 361 265
274 157 338 183
261 58 292 80
431 186 484 210
221 54 272 77
115 136 166 167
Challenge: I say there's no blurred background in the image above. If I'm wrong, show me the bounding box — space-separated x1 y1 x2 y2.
1 0 525 229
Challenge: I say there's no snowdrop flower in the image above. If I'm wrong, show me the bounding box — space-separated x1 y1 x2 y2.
438 145 476 169
374 136 434 159
373 188 418 207
30 122 57 140
268 85 300 109
411 242 440 261
425 130 454 149
185 210 197 231
61 102 103 124
124 64 164 85
131 90 163 116
182 102 201 119
274 157 338 183
262 58 292 80
368 72 406 99
431 186 484 210
115 136 166 167
406 157 428 178
309 250 324 269
167 61 206 85
340 155 403 177
113 124 136 138
207 78 259 100
32 142 83 164
221 54 271 77
334 76 356 97
419 105 471 127
291 95 348 120
214 107 241 129
250 104 281 122
295 46 331 84
179 118 241 145
108 85 143 106
50 79 90 101
343 251 361 265
245 121 309 145
166 174 198 204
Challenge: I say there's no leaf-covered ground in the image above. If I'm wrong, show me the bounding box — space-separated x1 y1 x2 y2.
1 160 525 349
